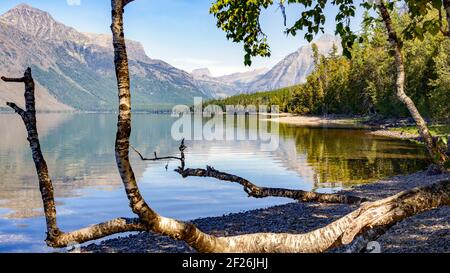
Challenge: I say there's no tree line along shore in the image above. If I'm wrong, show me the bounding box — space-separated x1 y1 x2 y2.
205 12 449 126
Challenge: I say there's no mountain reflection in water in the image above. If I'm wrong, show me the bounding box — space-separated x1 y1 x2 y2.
0 113 427 252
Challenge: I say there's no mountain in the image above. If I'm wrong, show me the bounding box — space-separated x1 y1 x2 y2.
191 68 235 98
191 68 270 98
0 4 342 111
217 68 269 86
246 34 341 92
191 68 212 78
198 34 341 94
0 4 213 111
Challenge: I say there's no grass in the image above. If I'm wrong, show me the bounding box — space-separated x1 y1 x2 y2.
390 124 450 136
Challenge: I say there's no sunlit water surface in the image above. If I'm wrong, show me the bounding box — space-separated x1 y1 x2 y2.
0 113 428 252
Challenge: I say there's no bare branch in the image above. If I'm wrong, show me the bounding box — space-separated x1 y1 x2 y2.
377 0 449 167
6 102 25 118
111 0 160 227
130 145 182 162
130 141 366 205
101 179 450 253
112 0 135 10
1 76 25 82
123 0 135 7
3 69 60 239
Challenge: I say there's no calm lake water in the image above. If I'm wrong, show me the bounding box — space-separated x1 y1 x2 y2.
0 113 428 252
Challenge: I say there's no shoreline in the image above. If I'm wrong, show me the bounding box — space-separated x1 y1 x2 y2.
368 129 420 140
1 109 446 143
83 170 450 253
266 113 369 129
268 114 450 143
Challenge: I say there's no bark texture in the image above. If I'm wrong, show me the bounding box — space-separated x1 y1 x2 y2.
111 0 160 228
377 0 448 167
217 180 449 253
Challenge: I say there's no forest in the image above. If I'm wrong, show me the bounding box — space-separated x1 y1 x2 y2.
207 10 450 122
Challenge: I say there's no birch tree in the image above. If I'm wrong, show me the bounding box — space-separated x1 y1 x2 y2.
211 0 450 168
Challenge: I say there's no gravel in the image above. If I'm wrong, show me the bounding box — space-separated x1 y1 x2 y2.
83 171 450 253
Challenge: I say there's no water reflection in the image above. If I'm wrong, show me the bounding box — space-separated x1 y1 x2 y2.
0 114 185 219
0 113 428 252
0 113 429 219
277 124 428 188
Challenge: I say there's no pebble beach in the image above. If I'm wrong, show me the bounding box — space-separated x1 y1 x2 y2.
83 171 450 253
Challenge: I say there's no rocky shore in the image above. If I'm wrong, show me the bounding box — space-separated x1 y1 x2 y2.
83 171 450 253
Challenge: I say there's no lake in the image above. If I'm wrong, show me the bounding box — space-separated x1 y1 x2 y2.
0 113 428 252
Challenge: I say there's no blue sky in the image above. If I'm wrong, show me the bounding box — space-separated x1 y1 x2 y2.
0 0 364 76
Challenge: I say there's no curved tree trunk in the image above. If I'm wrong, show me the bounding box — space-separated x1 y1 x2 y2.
378 1 448 167
111 0 160 227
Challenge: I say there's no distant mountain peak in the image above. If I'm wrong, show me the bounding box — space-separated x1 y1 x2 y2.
1 3 54 23
11 3 34 9
10 3 42 12
0 4 214 111
0 4 151 63
192 68 212 78
82 32 151 62
241 34 341 92
0 3 84 42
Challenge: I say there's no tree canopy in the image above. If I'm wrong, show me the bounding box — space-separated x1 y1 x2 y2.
210 0 450 64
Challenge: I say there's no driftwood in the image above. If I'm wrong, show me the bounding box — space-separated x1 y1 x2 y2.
131 142 367 205
177 166 366 204
1 0 449 253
